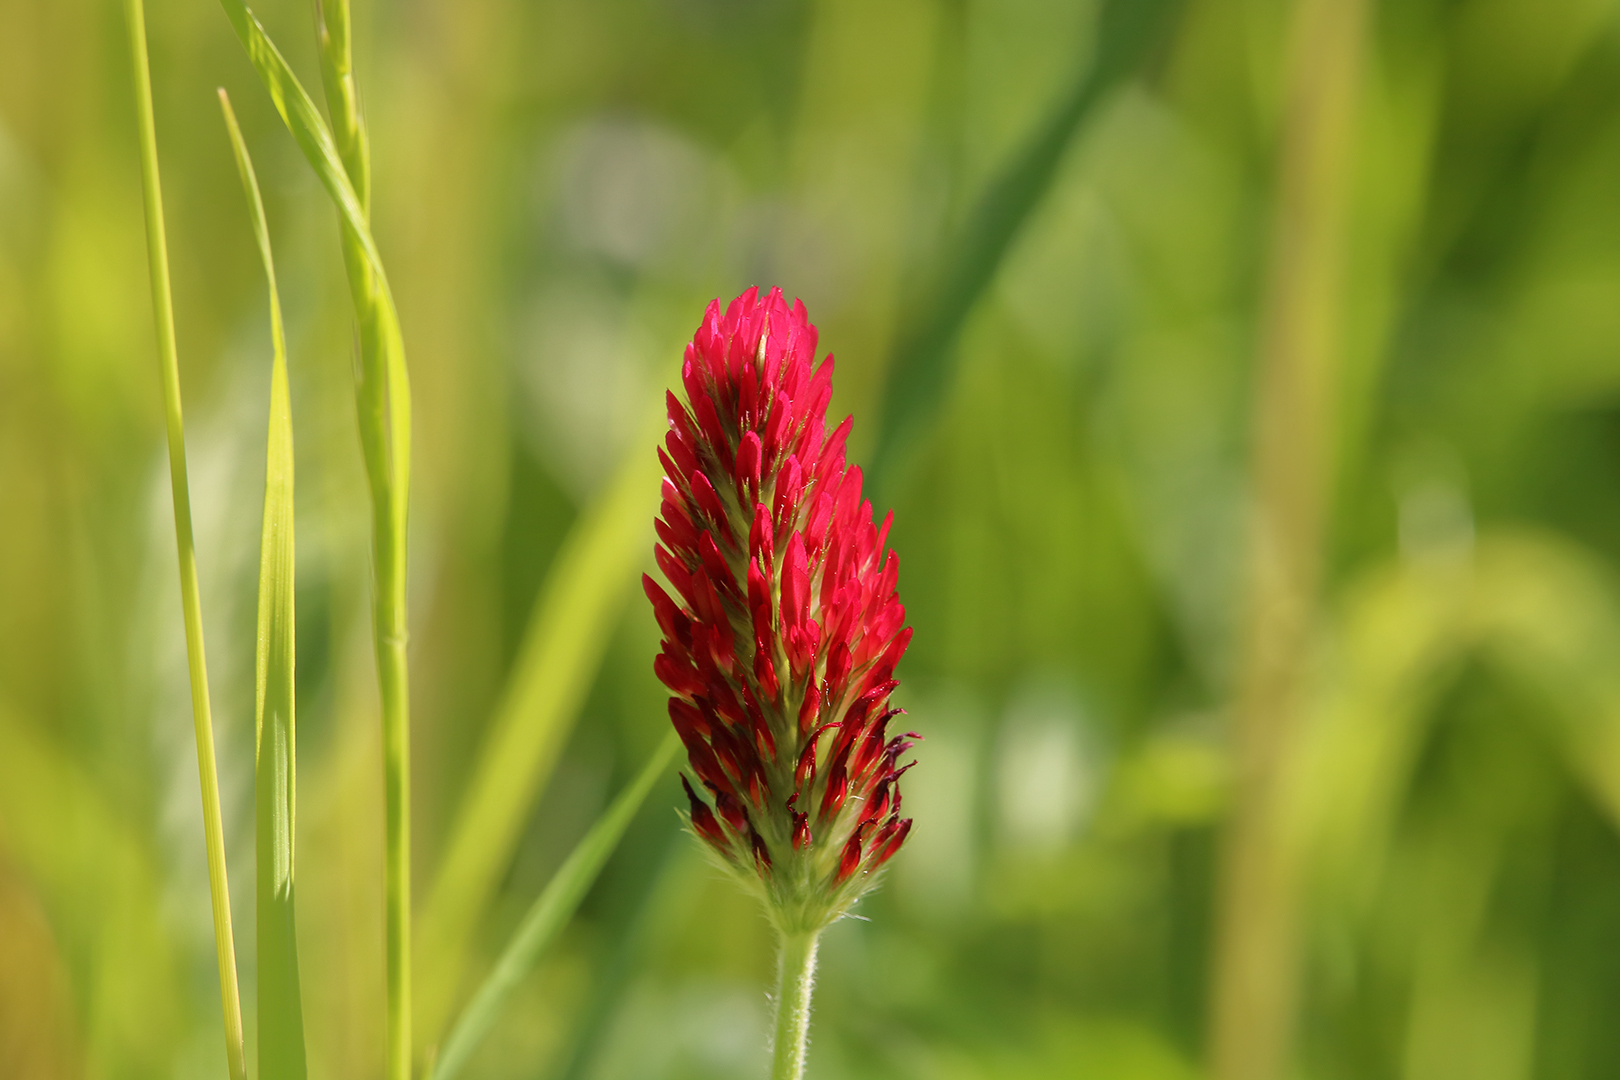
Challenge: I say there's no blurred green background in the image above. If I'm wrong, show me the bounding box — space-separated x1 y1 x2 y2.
11 0 1620 1077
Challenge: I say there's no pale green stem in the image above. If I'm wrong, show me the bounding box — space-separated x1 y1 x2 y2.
378 532 411 1080
313 5 412 1077
770 930 821 1080
123 4 247 1079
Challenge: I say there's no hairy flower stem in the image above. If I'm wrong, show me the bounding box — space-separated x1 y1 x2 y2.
770 930 821 1080
123 4 248 1080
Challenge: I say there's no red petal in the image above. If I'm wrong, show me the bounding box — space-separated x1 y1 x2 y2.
795 735 819 787
819 417 853 492
797 680 821 737
819 764 848 821
871 818 912 866
690 471 731 544
667 390 699 446
654 651 702 698
669 698 711 740
836 821 870 883
698 531 739 597
655 546 694 606
749 502 774 567
825 643 852 697
763 391 791 463
736 430 763 498
773 456 802 539
712 787 750 833
643 575 690 643
694 395 733 474
682 775 728 847
782 534 809 631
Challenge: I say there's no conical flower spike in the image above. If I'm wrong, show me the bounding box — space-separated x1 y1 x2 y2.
648 287 917 936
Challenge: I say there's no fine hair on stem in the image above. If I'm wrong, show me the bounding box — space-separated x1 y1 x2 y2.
771 930 821 1080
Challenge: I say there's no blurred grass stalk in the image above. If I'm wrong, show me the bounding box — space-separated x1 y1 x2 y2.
220 89 309 1080
121 2 248 1078
212 2 414 1075
1209 0 1368 1078
870 0 1183 488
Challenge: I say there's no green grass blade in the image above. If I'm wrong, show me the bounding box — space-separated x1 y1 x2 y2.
869 0 1185 484
419 438 662 1038
122 4 247 1078
429 732 681 1080
219 88 308 1080
213 6 414 1076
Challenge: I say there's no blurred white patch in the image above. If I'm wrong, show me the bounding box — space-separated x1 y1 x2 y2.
726 195 851 319
1113 716 1230 828
1394 441 1474 566
548 117 730 275
891 695 980 917
676 983 767 1073
1399 483 1474 563
0 119 46 253
591 977 767 1080
995 682 1098 854
141 347 270 971
518 286 656 498
521 117 742 495
997 162 1118 373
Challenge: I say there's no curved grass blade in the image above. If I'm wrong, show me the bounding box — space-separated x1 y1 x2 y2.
212 6 414 1075
869 0 1186 485
122 3 247 1077
429 732 681 1080
419 433 662 1038
220 88 308 1080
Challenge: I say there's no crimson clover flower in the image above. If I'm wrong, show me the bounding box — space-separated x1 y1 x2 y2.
645 286 916 934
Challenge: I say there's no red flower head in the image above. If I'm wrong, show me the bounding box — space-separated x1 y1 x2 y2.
645 287 916 931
